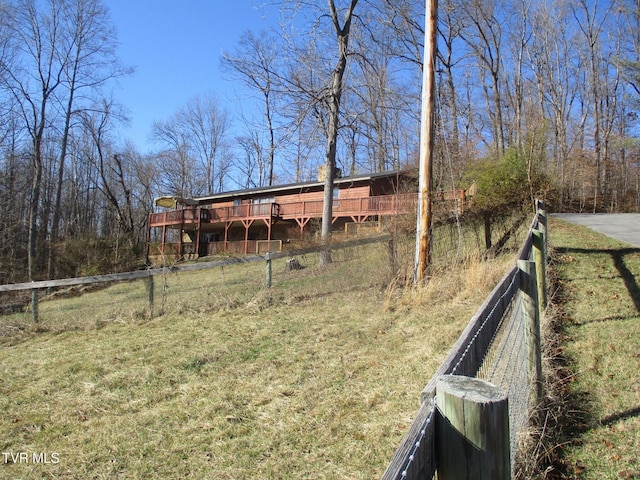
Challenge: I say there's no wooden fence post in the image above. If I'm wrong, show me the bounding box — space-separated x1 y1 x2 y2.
145 274 154 318
388 237 397 276
536 201 548 251
517 260 543 407
436 375 510 479
532 229 547 312
266 253 272 289
31 288 38 323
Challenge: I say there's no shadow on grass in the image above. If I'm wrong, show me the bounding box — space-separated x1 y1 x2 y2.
601 406 640 427
522 255 598 480
537 246 640 478
555 246 640 313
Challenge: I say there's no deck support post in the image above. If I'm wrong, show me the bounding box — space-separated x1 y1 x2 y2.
161 224 167 257
224 221 231 253
179 210 185 260
195 208 202 258
241 219 255 254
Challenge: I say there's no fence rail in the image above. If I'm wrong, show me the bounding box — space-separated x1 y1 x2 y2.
1 203 548 478
0 235 392 323
382 201 548 479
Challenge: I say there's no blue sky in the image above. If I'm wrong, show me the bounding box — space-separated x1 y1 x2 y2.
107 0 277 152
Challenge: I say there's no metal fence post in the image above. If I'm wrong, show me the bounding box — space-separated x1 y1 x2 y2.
436 375 510 479
517 260 543 407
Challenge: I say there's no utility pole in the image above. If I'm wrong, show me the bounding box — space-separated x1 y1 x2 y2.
414 0 438 283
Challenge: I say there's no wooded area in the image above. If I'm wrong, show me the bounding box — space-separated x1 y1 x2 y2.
1 0 639 283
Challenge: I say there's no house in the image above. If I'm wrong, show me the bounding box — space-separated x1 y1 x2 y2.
147 170 467 260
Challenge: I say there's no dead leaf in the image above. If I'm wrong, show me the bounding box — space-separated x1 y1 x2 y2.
618 470 640 479
601 438 614 448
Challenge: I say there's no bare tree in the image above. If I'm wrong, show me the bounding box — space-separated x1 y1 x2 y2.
573 0 617 207
317 0 359 265
0 115 31 281
454 0 507 156
181 94 230 194
150 94 230 197
0 0 129 280
81 101 134 236
528 0 579 206
222 30 282 186
80 104 156 255
151 117 198 197
618 0 640 97
350 13 415 173
47 0 129 278
1 0 67 281
504 0 533 152
284 0 359 266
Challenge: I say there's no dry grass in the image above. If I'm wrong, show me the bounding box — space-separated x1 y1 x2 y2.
0 226 519 479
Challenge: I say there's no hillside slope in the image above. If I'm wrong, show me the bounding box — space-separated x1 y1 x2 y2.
1 242 514 479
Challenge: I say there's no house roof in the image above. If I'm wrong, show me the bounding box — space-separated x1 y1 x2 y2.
192 170 408 205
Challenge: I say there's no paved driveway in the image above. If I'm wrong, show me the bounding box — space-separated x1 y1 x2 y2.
552 213 640 248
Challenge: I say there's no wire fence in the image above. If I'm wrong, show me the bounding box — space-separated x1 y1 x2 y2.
0 208 526 327
382 201 548 479
0 206 545 478
0 235 394 331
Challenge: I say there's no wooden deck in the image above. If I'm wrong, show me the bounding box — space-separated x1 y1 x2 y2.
148 202 281 227
147 191 467 258
148 193 425 229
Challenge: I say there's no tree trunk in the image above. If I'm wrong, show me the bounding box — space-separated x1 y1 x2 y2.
319 0 359 267
28 137 44 282
48 77 76 280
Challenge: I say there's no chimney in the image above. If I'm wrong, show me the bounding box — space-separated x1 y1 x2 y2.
317 165 342 182
318 165 327 182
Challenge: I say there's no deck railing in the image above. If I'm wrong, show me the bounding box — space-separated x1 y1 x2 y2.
149 193 429 228
149 203 281 227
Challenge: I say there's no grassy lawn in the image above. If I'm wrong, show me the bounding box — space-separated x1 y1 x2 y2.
0 232 516 480
549 218 640 479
